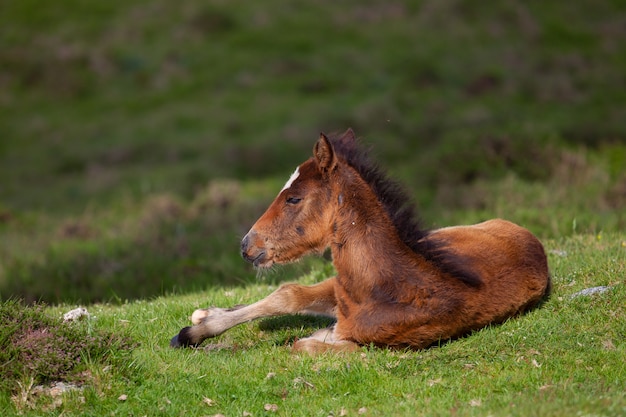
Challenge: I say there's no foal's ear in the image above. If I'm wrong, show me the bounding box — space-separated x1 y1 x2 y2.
339 128 356 143
314 133 337 174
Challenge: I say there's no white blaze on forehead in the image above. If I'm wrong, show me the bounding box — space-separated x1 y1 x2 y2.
281 166 300 192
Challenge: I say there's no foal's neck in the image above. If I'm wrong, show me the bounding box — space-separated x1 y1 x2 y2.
330 172 427 297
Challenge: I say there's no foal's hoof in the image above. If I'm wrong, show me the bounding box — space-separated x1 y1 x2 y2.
169 333 184 348
170 326 195 348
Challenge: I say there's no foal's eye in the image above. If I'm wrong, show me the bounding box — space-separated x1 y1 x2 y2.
286 197 302 205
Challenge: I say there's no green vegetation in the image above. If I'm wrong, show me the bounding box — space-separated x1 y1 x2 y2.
0 0 625 415
0 300 134 411
2 1 625 212
1 234 625 416
1 0 625 303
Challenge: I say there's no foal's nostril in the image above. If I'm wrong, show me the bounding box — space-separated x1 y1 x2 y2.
241 234 251 259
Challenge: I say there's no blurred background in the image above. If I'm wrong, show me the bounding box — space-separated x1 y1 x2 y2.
1 0 625 304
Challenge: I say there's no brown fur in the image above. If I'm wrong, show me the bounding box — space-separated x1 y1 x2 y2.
171 129 551 353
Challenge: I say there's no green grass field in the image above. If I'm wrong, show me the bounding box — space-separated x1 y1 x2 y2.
1 0 625 415
1 234 625 416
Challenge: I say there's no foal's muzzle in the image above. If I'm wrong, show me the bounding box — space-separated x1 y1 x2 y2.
241 231 270 268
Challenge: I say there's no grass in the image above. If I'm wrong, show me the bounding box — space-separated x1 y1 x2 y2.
1 0 625 302
1 147 623 304
1 233 624 416
1 1 625 212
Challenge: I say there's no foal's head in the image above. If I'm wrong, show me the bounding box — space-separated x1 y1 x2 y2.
241 132 343 268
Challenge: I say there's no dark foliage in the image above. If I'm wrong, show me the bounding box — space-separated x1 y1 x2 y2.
0 300 136 392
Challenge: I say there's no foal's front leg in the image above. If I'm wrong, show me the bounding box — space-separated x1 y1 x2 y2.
170 278 337 348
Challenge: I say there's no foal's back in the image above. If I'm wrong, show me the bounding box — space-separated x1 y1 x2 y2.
427 218 550 321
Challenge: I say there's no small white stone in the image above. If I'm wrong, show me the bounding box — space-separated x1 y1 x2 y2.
63 307 89 322
571 286 612 298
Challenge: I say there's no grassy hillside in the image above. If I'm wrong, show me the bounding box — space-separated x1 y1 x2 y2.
1 233 625 416
1 0 625 211
0 3 625 414
1 0 625 303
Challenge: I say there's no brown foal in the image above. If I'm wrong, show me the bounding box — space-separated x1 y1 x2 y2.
171 129 551 354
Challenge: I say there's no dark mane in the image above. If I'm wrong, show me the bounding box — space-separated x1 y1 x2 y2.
328 131 428 249
328 130 482 287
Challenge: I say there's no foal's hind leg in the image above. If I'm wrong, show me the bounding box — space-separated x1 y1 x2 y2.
171 278 337 348
292 326 360 354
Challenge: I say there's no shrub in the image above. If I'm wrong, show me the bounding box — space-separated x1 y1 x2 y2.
0 299 136 393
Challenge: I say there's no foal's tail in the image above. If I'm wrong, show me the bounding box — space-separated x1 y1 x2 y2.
543 275 553 299
526 273 552 314
539 274 553 305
